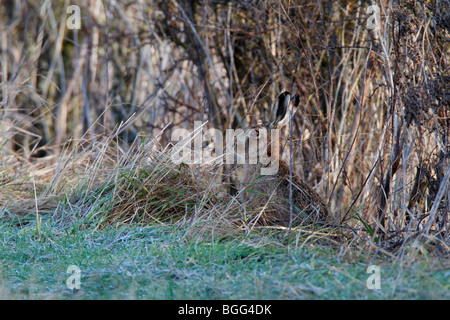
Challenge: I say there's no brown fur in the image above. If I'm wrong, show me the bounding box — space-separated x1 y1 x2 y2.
242 160 329 226
239 91 330 227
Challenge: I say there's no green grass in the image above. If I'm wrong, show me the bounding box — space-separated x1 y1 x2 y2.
0 218 448 299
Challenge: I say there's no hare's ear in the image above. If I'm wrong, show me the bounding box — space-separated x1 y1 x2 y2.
292 93 300 107
269 91 291 129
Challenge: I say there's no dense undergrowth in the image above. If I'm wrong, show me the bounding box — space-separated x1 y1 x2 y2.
0 0 449 299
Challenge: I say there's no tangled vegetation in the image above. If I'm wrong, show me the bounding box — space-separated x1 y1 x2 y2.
0 0 449 261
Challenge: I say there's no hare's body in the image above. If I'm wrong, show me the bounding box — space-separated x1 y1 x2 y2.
241 158 329 226
239 91 329 226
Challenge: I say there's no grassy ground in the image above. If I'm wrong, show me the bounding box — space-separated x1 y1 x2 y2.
0 218 448 300
0 0 449 301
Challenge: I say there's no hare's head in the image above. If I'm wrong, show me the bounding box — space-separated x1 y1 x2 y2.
234 91 300 176
238 91 300 163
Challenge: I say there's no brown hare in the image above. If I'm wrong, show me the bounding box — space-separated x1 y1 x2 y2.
237 91 329 227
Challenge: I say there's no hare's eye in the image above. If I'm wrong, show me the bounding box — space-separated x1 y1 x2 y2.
251 129 259 137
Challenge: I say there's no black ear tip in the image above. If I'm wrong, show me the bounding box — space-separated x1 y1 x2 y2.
292 94 300 107
277 91 291 107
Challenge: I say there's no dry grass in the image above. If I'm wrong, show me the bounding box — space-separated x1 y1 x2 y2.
0 0 449 257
